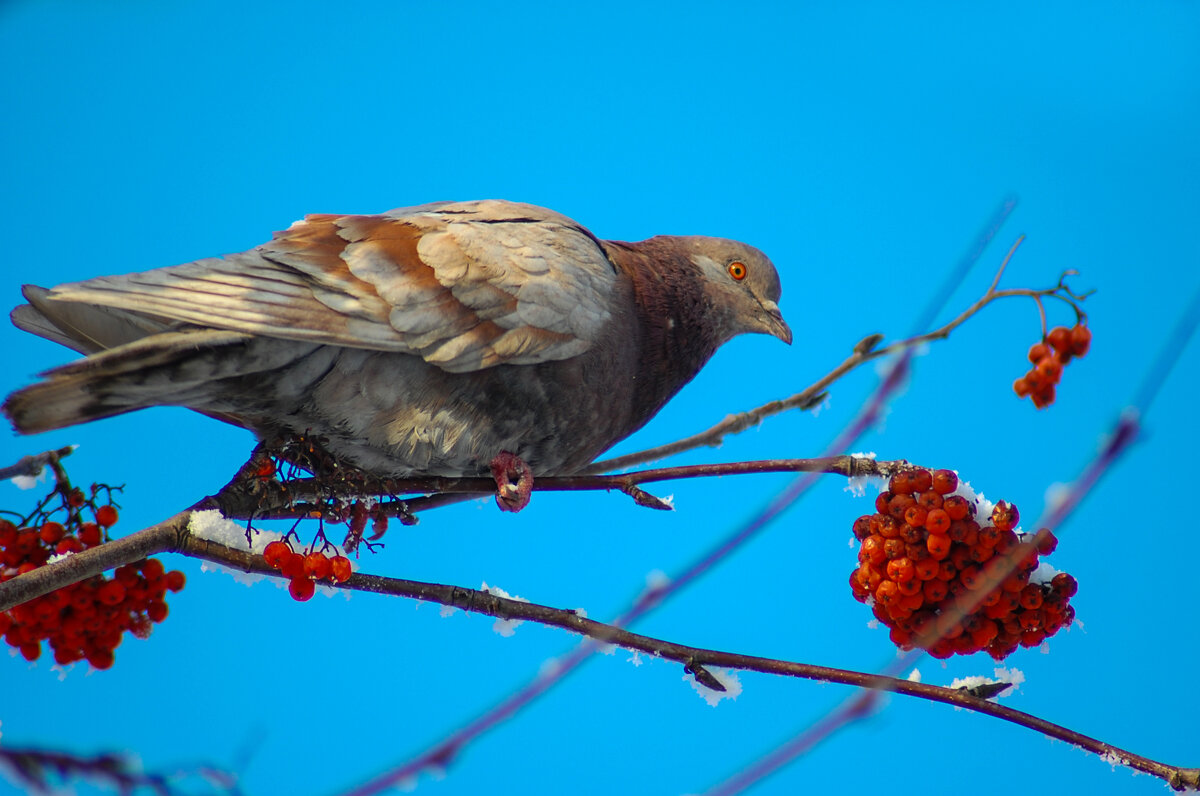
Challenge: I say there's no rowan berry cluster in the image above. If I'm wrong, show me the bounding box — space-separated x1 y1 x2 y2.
1013 323 1091 408
849 467 1077 661
0 506 185 669
262 540 352 601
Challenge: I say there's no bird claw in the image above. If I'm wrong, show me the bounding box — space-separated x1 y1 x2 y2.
490 451 533 513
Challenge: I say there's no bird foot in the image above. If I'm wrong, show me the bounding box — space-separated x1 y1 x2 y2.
490 451 534 513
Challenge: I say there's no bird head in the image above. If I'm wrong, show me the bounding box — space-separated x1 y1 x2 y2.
676 236 792 346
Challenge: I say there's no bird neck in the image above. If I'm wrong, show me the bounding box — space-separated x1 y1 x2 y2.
605 238 725 427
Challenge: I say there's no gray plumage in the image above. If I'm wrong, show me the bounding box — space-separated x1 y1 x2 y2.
5 200 791 477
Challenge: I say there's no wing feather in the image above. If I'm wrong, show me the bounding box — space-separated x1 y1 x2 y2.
45 200 618 373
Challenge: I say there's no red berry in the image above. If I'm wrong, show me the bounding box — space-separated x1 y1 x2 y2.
875 580 900 606
147 601 169 622
922 579 948 603
899 523 924 545
862 536 887 566
98 580 126 606
977 525 1002 548
905 541 929 562
913 558 940 581
263 540 292 569
942 495 971 521
329 555 353 583
903 505 928 528
55 536 84 555
0 519 16 546
1052 572 1079 598
1036 357 1063 382
883 538 906 561
94 505 119 528
969 543 995 563
303 552 332 580
165 570 186 592
280 552 306 580
1031 384 1056 408
889 472 913 496
886 557 915 583
926 534 952 560
876 515 901 539
289 577 316 602
931 470 958 495
925 509 951 536
78 523 102 547
20 642 41 662
1019 585 1045 610
1069 324 1091 356
1027 342 1050 363
87 647 116 670
888 494 917 521
852 515 873 540
991 501 1019 532
971 621 999 647
39 522 65 544
916 490 944 510
1047 326 1071 352
889 626 913 649
909 469 933 494
1035 529 1058 555
141 558 165 580
995 529 1019 555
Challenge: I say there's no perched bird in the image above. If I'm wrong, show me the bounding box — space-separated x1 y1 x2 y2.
4 200 790 508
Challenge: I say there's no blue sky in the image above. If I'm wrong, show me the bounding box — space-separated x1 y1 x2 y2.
1 2 1198 794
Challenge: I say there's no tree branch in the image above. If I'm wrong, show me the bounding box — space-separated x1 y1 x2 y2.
0 511 190 612
210 455 897 520
175 535 1198 793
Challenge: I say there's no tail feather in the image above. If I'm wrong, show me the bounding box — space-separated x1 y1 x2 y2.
5 327 255 434
13 284 171 355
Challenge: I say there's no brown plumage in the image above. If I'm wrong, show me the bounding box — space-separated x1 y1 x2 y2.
4 200 791 478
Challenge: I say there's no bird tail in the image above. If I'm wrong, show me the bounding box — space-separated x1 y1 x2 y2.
12 284 170 355
6 287 254 433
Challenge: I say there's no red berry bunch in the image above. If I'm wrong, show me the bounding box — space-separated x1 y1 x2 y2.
263 540 352 601
1013 323 1091 408
849 468 1078 660
0 508 186 669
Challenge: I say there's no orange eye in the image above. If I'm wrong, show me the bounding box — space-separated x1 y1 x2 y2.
728 261 747 281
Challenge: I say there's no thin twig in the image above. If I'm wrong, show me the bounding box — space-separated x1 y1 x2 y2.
584 280 1078 475
0 746 241 796
0 446 76 483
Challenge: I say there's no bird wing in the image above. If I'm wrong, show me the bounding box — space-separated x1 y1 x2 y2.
46 200 619 373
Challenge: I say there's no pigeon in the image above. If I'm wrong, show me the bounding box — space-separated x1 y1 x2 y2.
4 200 790 507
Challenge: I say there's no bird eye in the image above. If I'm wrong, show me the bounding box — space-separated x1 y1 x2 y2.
728 261 747 281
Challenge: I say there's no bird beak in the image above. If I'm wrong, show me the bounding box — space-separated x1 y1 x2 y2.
760 301 792 345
